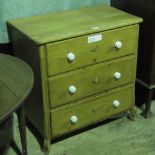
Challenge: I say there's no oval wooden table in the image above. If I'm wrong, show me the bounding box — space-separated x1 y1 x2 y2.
0 53 34 155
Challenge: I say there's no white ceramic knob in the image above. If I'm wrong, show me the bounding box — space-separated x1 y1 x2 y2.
115 41 123 49
69 85 77 94
113 100 120 108
67 52 75 62
114 72 121 80
70 115 78 124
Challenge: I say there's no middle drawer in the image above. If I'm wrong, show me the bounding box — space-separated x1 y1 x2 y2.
49 55 136 108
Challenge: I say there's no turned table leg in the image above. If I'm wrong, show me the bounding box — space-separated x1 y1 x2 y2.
16 105 28 155
141 89 154 119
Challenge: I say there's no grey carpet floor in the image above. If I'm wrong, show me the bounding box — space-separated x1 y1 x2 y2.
5 101 155 155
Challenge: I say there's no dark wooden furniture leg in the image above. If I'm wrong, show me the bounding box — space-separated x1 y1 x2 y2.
141 89 154 119
16 105 28 155
10 140 22 155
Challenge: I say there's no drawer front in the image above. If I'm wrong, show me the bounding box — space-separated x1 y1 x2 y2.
46 25 138 76
49 55 136 108
51 84 133 137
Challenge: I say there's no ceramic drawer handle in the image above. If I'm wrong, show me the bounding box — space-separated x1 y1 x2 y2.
113 100 120 108
70 115 78 124
69 85 77 94
115 41 123 49
114 72 121 80
67 52 75 62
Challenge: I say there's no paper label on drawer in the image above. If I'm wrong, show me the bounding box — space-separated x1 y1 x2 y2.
88 34 102 43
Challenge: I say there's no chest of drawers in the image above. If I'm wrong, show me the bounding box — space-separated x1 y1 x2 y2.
7 5 142 154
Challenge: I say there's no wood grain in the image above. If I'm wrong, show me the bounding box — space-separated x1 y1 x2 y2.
51 84 133 137
46 25 139 76
7 5 142 153
49 55 136 108
7 5 142 45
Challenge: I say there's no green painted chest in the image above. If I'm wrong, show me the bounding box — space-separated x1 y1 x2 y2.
7 5 142 154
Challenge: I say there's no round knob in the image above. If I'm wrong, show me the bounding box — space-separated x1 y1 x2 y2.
114 72 121 80
70 115 78 124
115 41 123 49
113 100 120 108
67 52 75 62
69 85 77 94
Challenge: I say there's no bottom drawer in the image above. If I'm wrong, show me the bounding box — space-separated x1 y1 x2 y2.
51 84 133 138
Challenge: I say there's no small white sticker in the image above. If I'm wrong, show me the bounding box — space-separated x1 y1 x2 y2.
88 34 102 43
91 27 99 30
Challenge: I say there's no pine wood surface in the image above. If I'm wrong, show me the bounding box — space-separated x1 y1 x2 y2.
46 25 138 76
51 84 133 137
49 55 136 108
7 5 142 154
7 5 142 45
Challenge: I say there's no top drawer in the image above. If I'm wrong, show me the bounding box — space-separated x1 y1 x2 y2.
46 25 139 76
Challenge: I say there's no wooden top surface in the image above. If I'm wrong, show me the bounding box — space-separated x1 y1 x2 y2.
0 54 34 122
7 5 143 45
